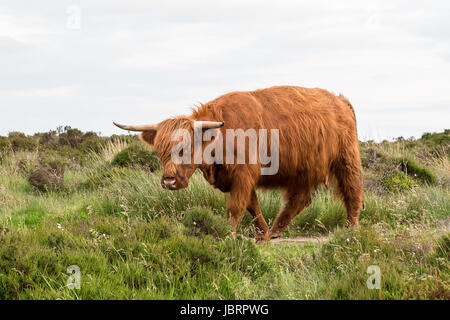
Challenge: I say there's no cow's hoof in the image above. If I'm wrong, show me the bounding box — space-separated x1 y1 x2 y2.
255 233 270 244
268 230 282 239
345 218 359 228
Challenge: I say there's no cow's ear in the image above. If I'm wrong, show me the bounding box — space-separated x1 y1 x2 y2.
139 130 157 146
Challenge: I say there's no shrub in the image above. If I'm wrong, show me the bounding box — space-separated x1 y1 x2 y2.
110 134 139 144
111 143 160 171
0 137 11 162
382 171 414 192
29 162 65 192
0 136 11 152
82 131 99 140
78 137 107 154
8 132 37 152
58 127 83 148
36 131 58 148
420 131 450 145
183 207 231 239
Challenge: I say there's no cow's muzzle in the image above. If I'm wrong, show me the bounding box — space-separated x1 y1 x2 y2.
162 177 177 190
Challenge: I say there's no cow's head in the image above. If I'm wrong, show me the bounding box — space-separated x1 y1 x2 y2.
113 118 224 190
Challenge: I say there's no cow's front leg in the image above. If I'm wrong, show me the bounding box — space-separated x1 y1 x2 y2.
226 183 253 235
247 190 269 242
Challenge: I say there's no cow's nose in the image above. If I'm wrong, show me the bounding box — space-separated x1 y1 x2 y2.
163 177 176 189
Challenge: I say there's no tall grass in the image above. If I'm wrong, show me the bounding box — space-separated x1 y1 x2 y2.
89 138 129 164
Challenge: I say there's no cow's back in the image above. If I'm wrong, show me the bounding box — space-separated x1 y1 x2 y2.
204 86 357 188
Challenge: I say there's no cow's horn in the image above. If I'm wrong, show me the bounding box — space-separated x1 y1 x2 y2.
113 122 158 131
193 121 224 129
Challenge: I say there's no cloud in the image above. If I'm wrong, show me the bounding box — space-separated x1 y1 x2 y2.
0 36 28 53
113 23 253 71
0 86 78 101
0 0 449 139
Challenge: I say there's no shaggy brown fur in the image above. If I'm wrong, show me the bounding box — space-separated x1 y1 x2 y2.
131 86 363 241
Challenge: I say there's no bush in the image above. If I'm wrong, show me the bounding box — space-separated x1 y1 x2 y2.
8 132 37 152
36 131 58 148
420 131 450 145
382 171 414 192
111 143 160 171
0 136 11 152
183 207 231 239
0 137 11 162
29 161 65 192
78 137 107 154
110 134 139 144
58 127 83 148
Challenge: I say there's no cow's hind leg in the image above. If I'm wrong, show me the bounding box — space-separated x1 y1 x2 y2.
269 189 312 239
247 190 270 241
333 159 363 226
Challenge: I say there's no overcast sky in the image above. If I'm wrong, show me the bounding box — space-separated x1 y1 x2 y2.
1 0 449 140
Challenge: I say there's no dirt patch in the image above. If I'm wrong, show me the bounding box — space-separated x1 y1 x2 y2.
269 236 328 245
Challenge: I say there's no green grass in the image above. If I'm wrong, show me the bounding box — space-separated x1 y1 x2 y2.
394 157 438 184
382 171 415 192
0 129 449 299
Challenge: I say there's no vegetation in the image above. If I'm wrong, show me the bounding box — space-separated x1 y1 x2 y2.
381 171 414 192
393 157 438 184
111 143 161 172
183 207 232 239
0 128 448 299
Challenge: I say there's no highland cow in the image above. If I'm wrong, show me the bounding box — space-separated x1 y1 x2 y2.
114 86 364 241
